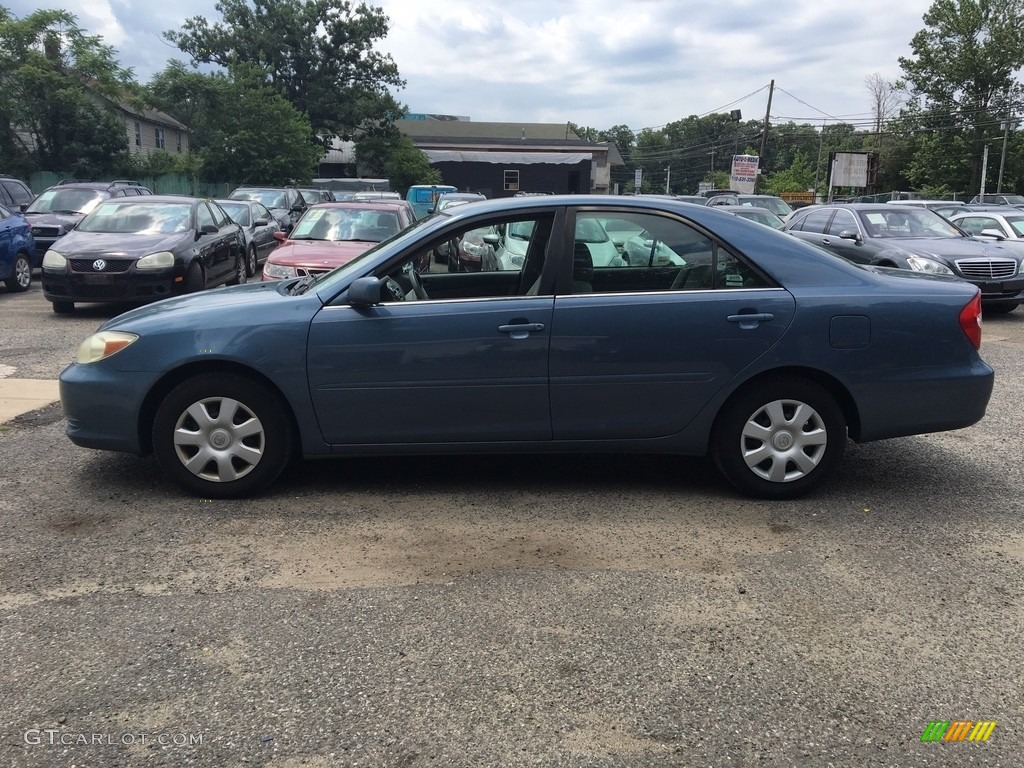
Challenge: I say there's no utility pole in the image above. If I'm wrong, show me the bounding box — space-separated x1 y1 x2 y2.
980 144 990 199
754 79 774 193
998 110 1012 193
665 165 671 194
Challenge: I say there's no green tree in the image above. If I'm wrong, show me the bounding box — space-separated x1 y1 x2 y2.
761 152 816 195
198 65 323 184
898 0 1024 192
0 7 134 175
165 0 405 141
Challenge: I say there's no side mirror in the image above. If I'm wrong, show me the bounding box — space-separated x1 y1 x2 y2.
199 223 218 235
347 276 382 307
273 231 287 243
19 204 28 212
254 218 269 226
838 230 862 243
980 229 1006 240
291 204 305 212
483 233 500 245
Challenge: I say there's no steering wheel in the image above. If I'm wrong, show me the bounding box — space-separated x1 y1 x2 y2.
382 276 406 302
407 265 429 300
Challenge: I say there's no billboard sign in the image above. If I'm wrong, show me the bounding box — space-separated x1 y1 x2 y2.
832 152 870 187
730 155 759 193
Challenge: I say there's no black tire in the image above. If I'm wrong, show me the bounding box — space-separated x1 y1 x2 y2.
151 373 294 498
227 251 247 286
245 245 258 278
983 302 1018 315
51 300 74 314
184 261 204 293
711 376 846 499
5 253 31 292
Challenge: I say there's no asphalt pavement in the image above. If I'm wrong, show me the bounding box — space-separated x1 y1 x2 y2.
1 280 1022 767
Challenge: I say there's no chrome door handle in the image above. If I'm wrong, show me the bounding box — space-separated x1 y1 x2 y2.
498 322 546 339
727 313 774 329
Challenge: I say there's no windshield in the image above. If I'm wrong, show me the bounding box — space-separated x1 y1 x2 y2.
231 189 288 209
309 215 439 294
218 202 251 227
740 197 793 217
574 218 610 243
859 208 964 238
737 211 785 229
290 207 403 242
77 201 193 234
26 188 107 215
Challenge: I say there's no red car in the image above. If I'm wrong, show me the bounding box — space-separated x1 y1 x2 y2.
261 200 416 280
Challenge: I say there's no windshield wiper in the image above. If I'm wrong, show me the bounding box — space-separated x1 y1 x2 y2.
290 275 317 295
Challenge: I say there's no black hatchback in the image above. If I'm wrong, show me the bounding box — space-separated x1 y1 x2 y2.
41 196 245 314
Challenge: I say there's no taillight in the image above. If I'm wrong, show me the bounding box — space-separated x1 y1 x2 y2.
959 292 982 349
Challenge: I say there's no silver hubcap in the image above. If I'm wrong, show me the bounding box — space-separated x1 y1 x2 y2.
172 397 264 482
248 249 257 274
15 259 29 288
741 399 827 483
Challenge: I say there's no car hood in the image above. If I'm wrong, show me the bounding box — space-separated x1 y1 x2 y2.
882 237 1018 261
24 212 82 229
268 240 375 268
98 280 293 331
51 230 188 258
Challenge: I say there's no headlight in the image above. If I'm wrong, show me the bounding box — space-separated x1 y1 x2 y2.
136 251 175 270
42 249 66 269
262 262 297 279
75 331 139 364
906 255 954 275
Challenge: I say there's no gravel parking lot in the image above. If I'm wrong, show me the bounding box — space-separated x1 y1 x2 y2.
2 280 1023 766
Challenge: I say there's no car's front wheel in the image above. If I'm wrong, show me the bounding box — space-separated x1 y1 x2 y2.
711 376 846 499
152 374 294 498
5 253 31 292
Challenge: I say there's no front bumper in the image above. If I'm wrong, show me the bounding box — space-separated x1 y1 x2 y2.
970 276 1024 304
60 363 159 454
43 266 183 304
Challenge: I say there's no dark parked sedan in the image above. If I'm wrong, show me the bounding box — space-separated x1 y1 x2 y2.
215 199 281 277
59 196 993 500
41 196 246 313
783 203 1024 313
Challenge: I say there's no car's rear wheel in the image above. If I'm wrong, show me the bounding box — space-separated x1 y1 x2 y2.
983 302 1018 315
245 245 258 278
227 251 247 286
5 253 31 292
152 374 294 498
711 376 846 499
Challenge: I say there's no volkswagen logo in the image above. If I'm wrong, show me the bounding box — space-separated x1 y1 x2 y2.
92 259 107 271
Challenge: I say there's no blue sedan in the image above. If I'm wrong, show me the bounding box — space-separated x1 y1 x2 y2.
59 195 994 499
0 202 35 292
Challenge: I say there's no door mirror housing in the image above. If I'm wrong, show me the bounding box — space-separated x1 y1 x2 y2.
838 230 862 243
347 276 382 307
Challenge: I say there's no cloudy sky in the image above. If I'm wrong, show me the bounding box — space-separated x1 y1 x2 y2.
8 0 934 131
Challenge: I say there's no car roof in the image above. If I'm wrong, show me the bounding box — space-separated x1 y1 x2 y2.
310 201 412 211
95 194 199 204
